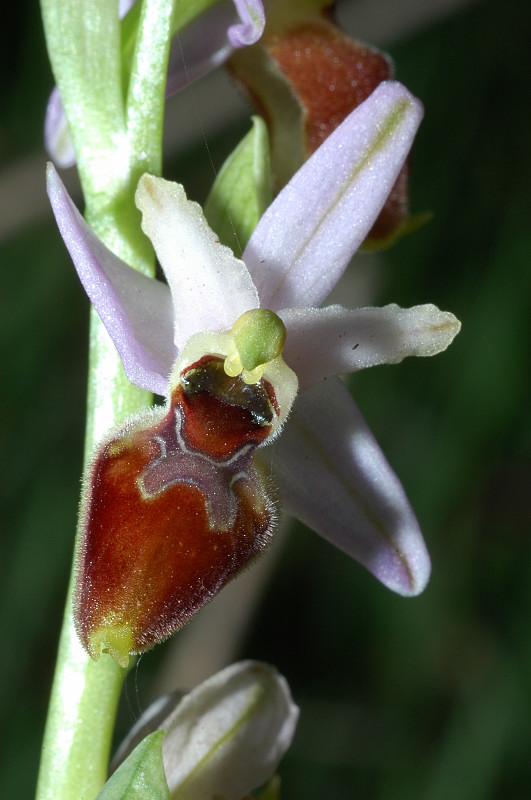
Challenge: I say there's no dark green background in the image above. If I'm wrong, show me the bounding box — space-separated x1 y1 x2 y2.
1 0 530 797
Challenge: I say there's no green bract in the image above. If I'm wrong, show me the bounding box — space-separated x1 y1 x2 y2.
95 732 170 800
205 116 272 254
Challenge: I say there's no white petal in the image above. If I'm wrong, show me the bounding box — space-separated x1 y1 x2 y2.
136 174 259 349
160 661 298 800
47 164 174 394
281 304 461 391
243 82 423 310
265 378 431 596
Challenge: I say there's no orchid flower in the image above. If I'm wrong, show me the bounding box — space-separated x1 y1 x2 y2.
111 661 298 800
47 82 460 666
45 0 266 167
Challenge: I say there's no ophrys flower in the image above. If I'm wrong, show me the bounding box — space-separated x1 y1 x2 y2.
48 82 460 666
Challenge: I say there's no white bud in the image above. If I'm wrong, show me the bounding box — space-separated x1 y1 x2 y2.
115 661 298 800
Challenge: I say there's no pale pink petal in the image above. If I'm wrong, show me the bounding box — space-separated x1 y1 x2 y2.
281 304 461 392
264 378 431 596
243 82 423 311
228 0 265 47
44 87 76 169
165 3 235 95
47 164 175 394
135 174 259 349
119 0 136 15
164 1 266 93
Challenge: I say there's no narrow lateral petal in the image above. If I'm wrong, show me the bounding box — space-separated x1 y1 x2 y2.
228 0 265 47
47 164 174 394
281 304 461 391
44 87 76 168
165 5 233 96
265 378 431 596
243 81 423 310
136 174 259 349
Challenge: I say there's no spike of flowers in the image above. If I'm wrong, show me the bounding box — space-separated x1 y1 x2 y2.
47 83 461 666
45 0 266 167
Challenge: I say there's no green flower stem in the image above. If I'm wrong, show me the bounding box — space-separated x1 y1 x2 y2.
35 560 125 800
36 317 152 800
37 0 245 794
36 0 189 793
34 249 153 797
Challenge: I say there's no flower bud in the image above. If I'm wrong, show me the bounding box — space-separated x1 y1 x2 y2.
115 662 299 800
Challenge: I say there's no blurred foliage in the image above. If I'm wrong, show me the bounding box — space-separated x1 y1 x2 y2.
1 0 530 798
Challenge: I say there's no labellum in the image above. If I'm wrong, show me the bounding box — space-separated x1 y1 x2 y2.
75 352 282 668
